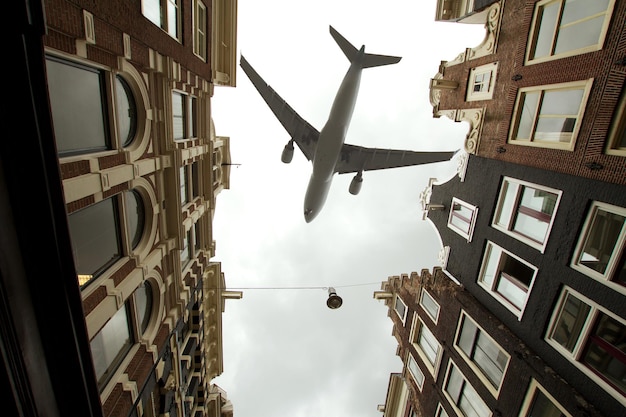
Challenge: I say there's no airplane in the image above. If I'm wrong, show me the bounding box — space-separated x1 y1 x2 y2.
240 26 457 223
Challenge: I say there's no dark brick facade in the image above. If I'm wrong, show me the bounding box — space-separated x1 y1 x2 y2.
435 0 626 185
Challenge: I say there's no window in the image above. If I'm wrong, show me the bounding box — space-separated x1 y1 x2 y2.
571 201 626 293
407 354 425 391
547 287 626 400
419 289 440 324
467 63 498 101
448 198 479 242
394 296 408 324
180 166 189 205
436 403 450 417
443 360 491 417
493 177 562 251
455 312 510 395
172 92 199 141
526 0 616 64
518 379 572 417
70 191 146 288
194 1 208 60
141 0 181 40
135 281 154 334
180 230 192 268
46 56 140 155
411 316 442 376
478 242 537 318
180 162 200 207
509 80 592 150
607 87 626 156
46 56 110 155
90 302 133 389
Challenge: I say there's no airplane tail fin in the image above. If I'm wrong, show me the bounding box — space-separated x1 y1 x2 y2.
329 25 401 69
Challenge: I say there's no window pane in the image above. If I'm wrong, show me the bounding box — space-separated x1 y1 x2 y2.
579 208 625 275
532 2 560 59
142 0 161 26
561 0 609 24
526 389 566 417
135 281 153 334
125 191 145 250
457 316 507 388
445 365 464 402
172 92 185 139
541 88 583 115
418 324 439 365
555 16 604 54
180 166 188 205
69 198 122 284
167 0 178 38
46 58 109 154
395 297 407 320
582 313 626 394
115 76 137 147
551 293 591 351
408 356 425 388
90 304 132 385
459 382 491 417
516 92 540 139
420 290 440 322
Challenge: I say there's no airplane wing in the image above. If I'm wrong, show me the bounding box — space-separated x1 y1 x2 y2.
240 56 319 161
334 144 457 174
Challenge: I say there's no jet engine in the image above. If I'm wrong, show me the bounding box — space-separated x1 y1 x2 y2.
349 171 363 195
281 140 294 163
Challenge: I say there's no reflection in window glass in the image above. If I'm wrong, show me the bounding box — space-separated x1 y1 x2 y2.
90 303 132 387
69 198 122 286
445 362 490 417
551 292 591 352
46 57 109 155
524 387 567 417
125 191 145 250
172 92 185 140
407 355 425 390
420 290 440 323
582 313 626 394
395 297 407 322
135 281 153 334
115 76 137 147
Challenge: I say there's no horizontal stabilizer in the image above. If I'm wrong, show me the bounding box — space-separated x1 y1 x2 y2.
329 25 401 68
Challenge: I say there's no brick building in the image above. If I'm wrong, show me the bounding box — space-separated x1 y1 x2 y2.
375 268 604 417
2 1 240 416
429 0 626 185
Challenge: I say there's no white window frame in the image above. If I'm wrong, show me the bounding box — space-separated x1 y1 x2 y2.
419 289 440 324
442 360 492 417
571 201 626 294
447 197 479 242
546 286 626 404
466 62 498 101
508 80 593 151
518 379 572 417
492 177 562 252
410 313 442 377
394 295 408 324
193 0 208 61
525 0 616 65
435 403 450 417
477 241 538 319
141 0 182 41
407 353 425 392
606 88 626 156
454 311 510 397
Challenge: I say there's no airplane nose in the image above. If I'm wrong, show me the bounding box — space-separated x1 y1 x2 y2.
304 208 315 223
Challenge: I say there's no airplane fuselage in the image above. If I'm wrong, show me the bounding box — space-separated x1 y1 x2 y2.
303 50 365 223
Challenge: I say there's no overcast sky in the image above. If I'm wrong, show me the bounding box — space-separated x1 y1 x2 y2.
210 1 485 416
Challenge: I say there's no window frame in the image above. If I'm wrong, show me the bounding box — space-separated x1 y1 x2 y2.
492 177 562 252
410 313 443 377
518 378 572 417
407 353 426 392
508 80 593 151
172 91 199 142
546 287 626 404
435 403 450 417
419 289 440 324
442 360 492 417
571 201 626 294
454 311 511 397
141 0 182 41
447 197 479 242
466 62 498 102
193 0 208 60
606 86 626 156
394 295 408 325
477 241 538 319
525 0 616 65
